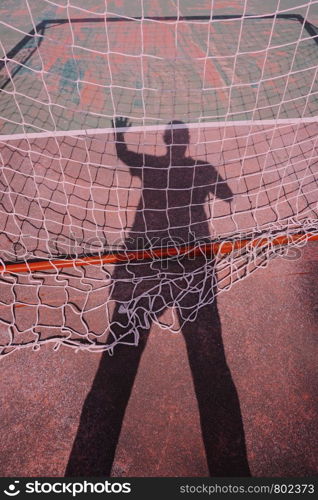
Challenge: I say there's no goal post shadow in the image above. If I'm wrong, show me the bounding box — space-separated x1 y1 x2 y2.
2 12 317 92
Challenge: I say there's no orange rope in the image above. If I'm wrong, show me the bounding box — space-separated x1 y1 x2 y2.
1 232 318 274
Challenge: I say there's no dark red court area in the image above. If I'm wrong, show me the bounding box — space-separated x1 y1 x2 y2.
0 242 317 476
0 0 317 478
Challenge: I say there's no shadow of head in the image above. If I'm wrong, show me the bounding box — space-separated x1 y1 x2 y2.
163 120 190 157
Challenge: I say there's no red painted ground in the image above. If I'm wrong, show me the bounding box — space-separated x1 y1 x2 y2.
0 0 317 478
0 242 317 477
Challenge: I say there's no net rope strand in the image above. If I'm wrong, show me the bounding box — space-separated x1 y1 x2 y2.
0 0 318 356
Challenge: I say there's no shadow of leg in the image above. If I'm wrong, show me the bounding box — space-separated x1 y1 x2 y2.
180 298 251 477
65 307 149 477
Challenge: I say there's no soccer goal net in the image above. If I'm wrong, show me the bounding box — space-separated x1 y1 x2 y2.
0 0 318 356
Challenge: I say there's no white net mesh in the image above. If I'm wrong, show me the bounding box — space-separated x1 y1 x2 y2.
0 0 318 356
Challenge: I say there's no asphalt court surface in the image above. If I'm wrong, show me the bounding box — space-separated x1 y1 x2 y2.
1 1 318 135
1 0 318 262
0 0 317 478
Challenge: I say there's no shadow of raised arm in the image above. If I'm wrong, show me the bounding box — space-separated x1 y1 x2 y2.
113 117 143 177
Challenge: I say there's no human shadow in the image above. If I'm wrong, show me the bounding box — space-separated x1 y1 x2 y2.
65 119 250 477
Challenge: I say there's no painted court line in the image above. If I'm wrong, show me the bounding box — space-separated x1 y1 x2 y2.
0 116 317 142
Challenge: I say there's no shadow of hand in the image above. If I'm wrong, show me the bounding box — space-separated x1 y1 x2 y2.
112 117 132 131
